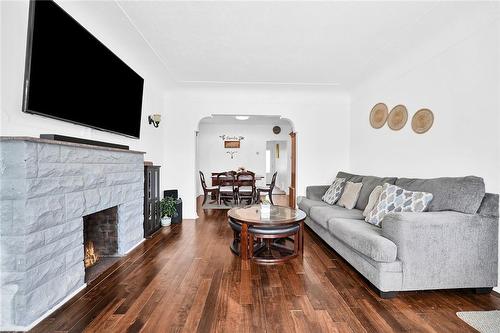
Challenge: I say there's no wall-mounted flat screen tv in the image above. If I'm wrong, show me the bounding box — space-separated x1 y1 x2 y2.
23 0 144 139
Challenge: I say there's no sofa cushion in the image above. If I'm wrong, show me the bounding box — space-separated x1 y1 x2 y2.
309 206 364 229
363 185 383 217
366 183 433 227
336 171 397 210
337 171 363 183
395 176 485 214
329 218 397 263
337 181 363 209
357 176 398 210
298 197 330 215
322 177 346 205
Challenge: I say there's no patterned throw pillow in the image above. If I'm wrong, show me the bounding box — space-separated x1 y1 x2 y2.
322 178 346 205
366 183 433 227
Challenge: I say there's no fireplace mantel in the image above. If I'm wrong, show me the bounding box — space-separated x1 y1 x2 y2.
0 136 145 154
0 136 145 330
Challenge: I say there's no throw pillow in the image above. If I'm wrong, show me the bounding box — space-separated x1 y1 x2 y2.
366 183 433 227
337 182 363 209
322 178 346 205
363 185 383 217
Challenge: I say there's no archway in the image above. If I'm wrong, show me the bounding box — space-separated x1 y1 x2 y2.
195 114 296 212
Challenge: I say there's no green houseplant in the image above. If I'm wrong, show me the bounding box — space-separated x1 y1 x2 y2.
160 197 177 227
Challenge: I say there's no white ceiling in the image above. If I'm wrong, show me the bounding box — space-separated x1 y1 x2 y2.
117 1 499 87
199 115 292 127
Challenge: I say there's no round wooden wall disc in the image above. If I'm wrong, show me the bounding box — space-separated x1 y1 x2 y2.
412 108 434 134
369 103 388 129
387 104 408 130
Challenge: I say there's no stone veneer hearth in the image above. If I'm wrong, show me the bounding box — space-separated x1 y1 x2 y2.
0 137 145 330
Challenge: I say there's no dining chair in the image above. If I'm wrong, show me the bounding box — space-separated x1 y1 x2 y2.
237 171 256 204
199 171 219 205
257 171 277 205
217 171 237 205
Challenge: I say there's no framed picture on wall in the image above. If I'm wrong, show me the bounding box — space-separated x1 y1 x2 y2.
224 140 240 148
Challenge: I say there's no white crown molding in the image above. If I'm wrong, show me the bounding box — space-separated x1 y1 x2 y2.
179 80 340 86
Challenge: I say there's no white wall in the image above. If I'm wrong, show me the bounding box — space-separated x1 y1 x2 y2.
266 140 290 192
163 85 351 218
197 122 291 194
0 0 173 165
349 18 500 291
349 19 500 193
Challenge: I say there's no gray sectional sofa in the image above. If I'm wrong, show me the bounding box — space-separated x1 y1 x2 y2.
298 171 499 297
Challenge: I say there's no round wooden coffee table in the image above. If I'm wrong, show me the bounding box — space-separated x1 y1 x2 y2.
228 205 306 263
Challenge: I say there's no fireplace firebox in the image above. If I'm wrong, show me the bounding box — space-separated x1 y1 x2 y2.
83 207 120 282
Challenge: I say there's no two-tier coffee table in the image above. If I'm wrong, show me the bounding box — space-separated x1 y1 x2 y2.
228 205 307 263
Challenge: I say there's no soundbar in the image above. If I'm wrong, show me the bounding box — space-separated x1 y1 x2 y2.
40 134 129 150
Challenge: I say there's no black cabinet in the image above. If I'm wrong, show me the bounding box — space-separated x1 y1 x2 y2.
144 165 161 237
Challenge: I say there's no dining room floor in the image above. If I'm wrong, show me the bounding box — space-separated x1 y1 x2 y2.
30 195 500 332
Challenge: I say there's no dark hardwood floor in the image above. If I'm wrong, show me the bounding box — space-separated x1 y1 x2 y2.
30 195 500 332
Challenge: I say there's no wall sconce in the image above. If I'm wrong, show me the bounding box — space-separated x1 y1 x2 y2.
148 114 161 128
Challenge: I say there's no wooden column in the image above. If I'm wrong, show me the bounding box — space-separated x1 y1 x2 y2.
289 132 297 208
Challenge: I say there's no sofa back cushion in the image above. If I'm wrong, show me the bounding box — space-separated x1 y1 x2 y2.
357 176 398 210
337 171 363 183
336 171 397 210
395 176 485 214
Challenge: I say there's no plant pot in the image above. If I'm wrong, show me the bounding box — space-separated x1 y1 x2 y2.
260 204 271 219
161 217 171 227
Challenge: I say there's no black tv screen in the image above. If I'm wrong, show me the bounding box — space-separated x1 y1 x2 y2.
23 0 144 138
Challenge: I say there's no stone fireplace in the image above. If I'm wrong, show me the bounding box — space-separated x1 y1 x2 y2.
0 137 145 330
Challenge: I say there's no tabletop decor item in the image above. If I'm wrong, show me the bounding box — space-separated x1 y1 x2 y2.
369 103 389 129
412 108 434 134
387 104 408 130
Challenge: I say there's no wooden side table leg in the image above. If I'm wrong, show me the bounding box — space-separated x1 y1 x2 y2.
241 223 248 260
299 221 304 256
294 230 299 256
249 233 254 259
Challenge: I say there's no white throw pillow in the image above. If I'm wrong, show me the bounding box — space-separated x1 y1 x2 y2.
363 185 383 217
366 183 433 227
337 182 363 209
322 178 346 205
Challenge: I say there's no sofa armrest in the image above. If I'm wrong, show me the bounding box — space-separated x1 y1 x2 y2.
306 185 330 201
478 193 499 218
381 212 498 290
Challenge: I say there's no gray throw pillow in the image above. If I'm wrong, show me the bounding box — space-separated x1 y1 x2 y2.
322 178 346 205
366 183 433 227
337 182 363 209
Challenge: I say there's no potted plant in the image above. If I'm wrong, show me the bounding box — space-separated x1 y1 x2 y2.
260 195 271 218
160 197 177 227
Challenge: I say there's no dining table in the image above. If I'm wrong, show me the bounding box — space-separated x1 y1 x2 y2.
210 172 265 186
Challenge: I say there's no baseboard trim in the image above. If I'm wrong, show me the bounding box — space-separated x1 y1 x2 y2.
123 238 145 255
1 283 87 332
